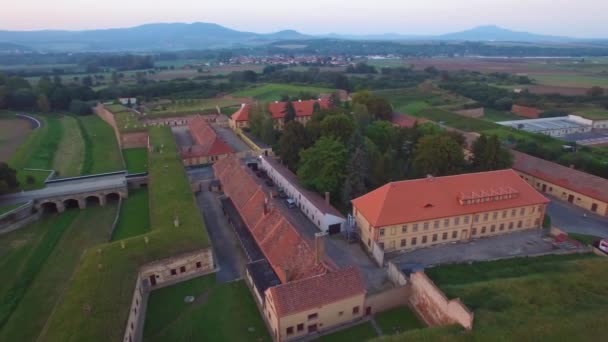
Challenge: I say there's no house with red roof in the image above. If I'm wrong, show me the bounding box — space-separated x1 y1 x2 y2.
511 105 543 119
230 98 330 130
352 169 549 255
180 116 234 166
512 150 608 216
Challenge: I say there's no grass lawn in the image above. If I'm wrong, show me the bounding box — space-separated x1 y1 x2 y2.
112 188 150 241
316 321 378 342
577 108 608 120
77 115 124 174
531 73 608 88
41 127 210 342
144 275 270 341
385 254 608 341
483 108 523 122
568 233 603 246
374 307 424 336
0 205 118 341
52 115 85 178
122 148 148 174
415 108 500 132
146 98 243 117
232 83 335 102
0 202 26 215
7 114 61 190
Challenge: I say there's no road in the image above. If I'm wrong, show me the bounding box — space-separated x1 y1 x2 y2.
546 198 608 238
171 126 194 147
214 126 251 152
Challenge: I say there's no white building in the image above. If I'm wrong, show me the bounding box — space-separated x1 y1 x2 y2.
118 97 137 106
497 116 592 137
569 114 608 129
259 156 346 234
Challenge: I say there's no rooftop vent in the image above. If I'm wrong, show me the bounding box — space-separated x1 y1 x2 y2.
424 203 434 208
458 186 519 205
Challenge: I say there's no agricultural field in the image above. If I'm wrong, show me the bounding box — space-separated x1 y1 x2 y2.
231 83 335 102
482 108 523 122
0 204 118 341
111 188 150 241
143 275 270 342
381 254 607 341
377 86 473 115
414 108 500 132
122 148 148 174
529 73 608 88
77 115 124 174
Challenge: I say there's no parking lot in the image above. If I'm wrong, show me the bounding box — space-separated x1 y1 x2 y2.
389 230 569 267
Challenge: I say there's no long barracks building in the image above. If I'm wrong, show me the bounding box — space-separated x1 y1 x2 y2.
352 169 549 254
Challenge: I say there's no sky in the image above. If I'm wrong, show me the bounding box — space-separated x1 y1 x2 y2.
1 0 607 38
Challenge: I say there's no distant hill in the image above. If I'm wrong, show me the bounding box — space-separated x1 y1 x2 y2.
436 25 572 42
0 22 311 52
0 42 32 53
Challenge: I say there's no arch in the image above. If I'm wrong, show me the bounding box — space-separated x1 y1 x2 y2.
41 202 58 214
64 198 80 210
85 195 101 207
105 192 120 202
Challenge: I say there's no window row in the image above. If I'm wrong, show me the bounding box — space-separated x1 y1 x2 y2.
286 307 360 336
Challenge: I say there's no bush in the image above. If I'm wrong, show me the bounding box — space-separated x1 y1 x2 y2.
69 100 94 115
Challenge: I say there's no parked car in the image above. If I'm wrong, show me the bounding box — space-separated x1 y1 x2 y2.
265 179 274 187
277 188 287 199
285 198 296 209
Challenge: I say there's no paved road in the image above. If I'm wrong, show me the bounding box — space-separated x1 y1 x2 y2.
195 182 248 283
389 230 559 267
0 173 127 206
546 198 608 238
215 126 251 152
187 166 214 182
171 126 194 147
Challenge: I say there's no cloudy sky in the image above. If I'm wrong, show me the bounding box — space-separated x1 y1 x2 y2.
2 0 607 38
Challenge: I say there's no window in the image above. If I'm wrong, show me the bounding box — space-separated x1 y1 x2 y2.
287 327 294 335
508 222 514 230
353 306 360 315
308 324 318 333
423 222 429 230
422 235 427 244
464 216 470 224
432 234 438 242
472 228 477 236
500 224 505 231
491 225 496 232
517 220 522 228
493 212 498 219
434 220 440 229
338 311 344 316
452 231 457 239
401 225 408 233
180 266 186 273
297 324 304 332
454 217 460 225
444 218 450 227
308 313 318 320
481 226 487 234
502 211 507 218
379 228 385 236
473 215 479 223
170 269 177 276
411 237 417 245
443 232 448 240
400 239 406 247
391 227 396 235
483 213 489 221
511 209 516 217
413 224 419 232
520 208 525 215
379 242 384 249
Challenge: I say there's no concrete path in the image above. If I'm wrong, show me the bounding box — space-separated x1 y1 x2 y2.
370 317 383 336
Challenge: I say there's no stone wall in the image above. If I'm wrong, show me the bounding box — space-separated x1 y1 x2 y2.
123 248 215 342
387 262 408 286
96 104 123 148
364 286 410 315
409 272 473 330
122 131 149 149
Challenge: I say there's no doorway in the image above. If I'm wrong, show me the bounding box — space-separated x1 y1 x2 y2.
149 274 157 286
568 194 575 203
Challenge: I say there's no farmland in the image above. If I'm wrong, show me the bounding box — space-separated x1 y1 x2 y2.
231 83 335 101
144 275 270 342
379 254 607 341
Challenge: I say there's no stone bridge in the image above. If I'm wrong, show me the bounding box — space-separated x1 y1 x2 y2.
0 172 129 213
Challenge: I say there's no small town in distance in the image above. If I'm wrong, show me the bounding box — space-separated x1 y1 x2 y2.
1 2 608 341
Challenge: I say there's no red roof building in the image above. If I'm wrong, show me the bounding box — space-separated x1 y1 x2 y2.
180 116 234 165
512 105 543 119
230 99 330 130
512 150 608 216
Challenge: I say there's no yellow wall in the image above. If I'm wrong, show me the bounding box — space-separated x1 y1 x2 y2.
265 291 365 341
516 171 608 217
354 203 546 253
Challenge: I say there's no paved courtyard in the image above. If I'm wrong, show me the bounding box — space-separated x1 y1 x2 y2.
214 126 251 152
171 126 194 147
546 197 608 238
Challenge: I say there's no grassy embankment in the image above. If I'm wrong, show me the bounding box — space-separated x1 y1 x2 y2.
111 188 150 241
122 148 148 174
76 115 124 174
232 83 335 102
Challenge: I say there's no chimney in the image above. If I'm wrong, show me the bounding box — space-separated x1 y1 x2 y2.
325 192 330 204
315 232 328 265
263 196 270 215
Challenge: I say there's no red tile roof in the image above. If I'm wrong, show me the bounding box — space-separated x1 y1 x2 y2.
267 267 365 316
512 150 608 203
352 169 549 227
512 105 542 119
213 156 328 283
391 113 427 128
231 104 250 122
267 99 330 119
181 116 234 158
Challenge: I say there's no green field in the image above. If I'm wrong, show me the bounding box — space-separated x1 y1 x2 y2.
531 73 608 88
0 204 118 341
112 188 150 241
383 254 607 341
576 108 608 120
144 275 270 341
123 148 148 174
0 202 25 215
378 87 473 115
77 115 124 174
41 126 210 342
374 307 424 335
146 97 244 117
415 108 500 132
52 115 85 177
316 321 378 342
482 109 523 122
232 83 335 102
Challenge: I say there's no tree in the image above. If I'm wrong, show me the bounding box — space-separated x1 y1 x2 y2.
587 86 605 97
352 103 372 129
471 135 513 171
248 103 267 137
364 120 396 153
278 121 310 171
298 137 347 197
81 75 93 87
283 101 296 123
342 131 369 207
320 113 354 143
36 94 51 113
111 71 120 84
0 162 19 194
412 134 465 177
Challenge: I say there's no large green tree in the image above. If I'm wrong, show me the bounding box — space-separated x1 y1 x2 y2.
0 162 19 194
320 113 354 143
298 137 347 197
278 121 310 171
412 134 465 177
342 131 370 207
471 134 513 171
283 101 296 123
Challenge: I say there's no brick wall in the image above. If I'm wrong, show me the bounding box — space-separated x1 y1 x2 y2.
364 286 410 315
122 131 149 149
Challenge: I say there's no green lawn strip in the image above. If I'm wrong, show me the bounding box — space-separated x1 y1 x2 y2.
413 108 500 132
147 98 243 117
77 115 124 174
0 205 118 342
144 275 270 342
374 307 424 335
0 211 78 328
0 202 26 215
112 188 150 241
568 233 603 246
232 83 335 101
577 108 608 120
41 126 210 342
483 108 524 122
52 115 85 177
122 148 148 174
315 321 378 342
